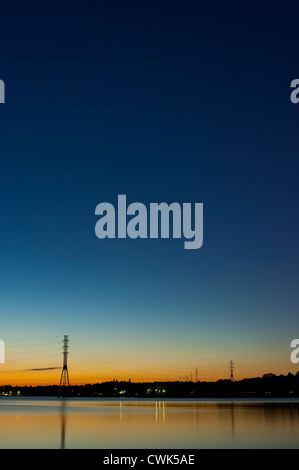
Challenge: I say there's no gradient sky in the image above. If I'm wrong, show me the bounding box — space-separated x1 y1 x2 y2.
0 0 298 385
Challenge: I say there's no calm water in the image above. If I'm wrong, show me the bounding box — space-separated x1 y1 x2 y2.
0 397 299 449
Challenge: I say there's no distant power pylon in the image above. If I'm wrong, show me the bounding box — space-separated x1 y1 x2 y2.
195 367 198 383
230 360 234 382
58 335 71 398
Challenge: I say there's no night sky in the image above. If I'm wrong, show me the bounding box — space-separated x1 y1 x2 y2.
0 0 298 385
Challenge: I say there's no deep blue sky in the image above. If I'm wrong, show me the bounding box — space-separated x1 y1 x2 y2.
0 1 298 383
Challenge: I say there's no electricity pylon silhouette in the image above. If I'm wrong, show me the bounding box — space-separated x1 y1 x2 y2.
58 335 71 398
230 360 234 382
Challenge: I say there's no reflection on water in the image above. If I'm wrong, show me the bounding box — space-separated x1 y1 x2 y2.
60 400 66 449
0 397 299 449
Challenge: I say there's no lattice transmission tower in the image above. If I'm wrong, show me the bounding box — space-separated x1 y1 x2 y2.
58 335 71 398
230 360 234 382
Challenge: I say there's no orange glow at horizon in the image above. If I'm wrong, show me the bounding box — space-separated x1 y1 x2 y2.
1 363 298 387
2 334 298 387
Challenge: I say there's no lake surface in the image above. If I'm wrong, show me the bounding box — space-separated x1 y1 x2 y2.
0 397 299 448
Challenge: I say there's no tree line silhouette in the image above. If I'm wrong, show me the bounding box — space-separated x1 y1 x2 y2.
1 372 299 398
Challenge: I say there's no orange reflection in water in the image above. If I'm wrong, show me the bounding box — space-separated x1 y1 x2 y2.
0 398 299 449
